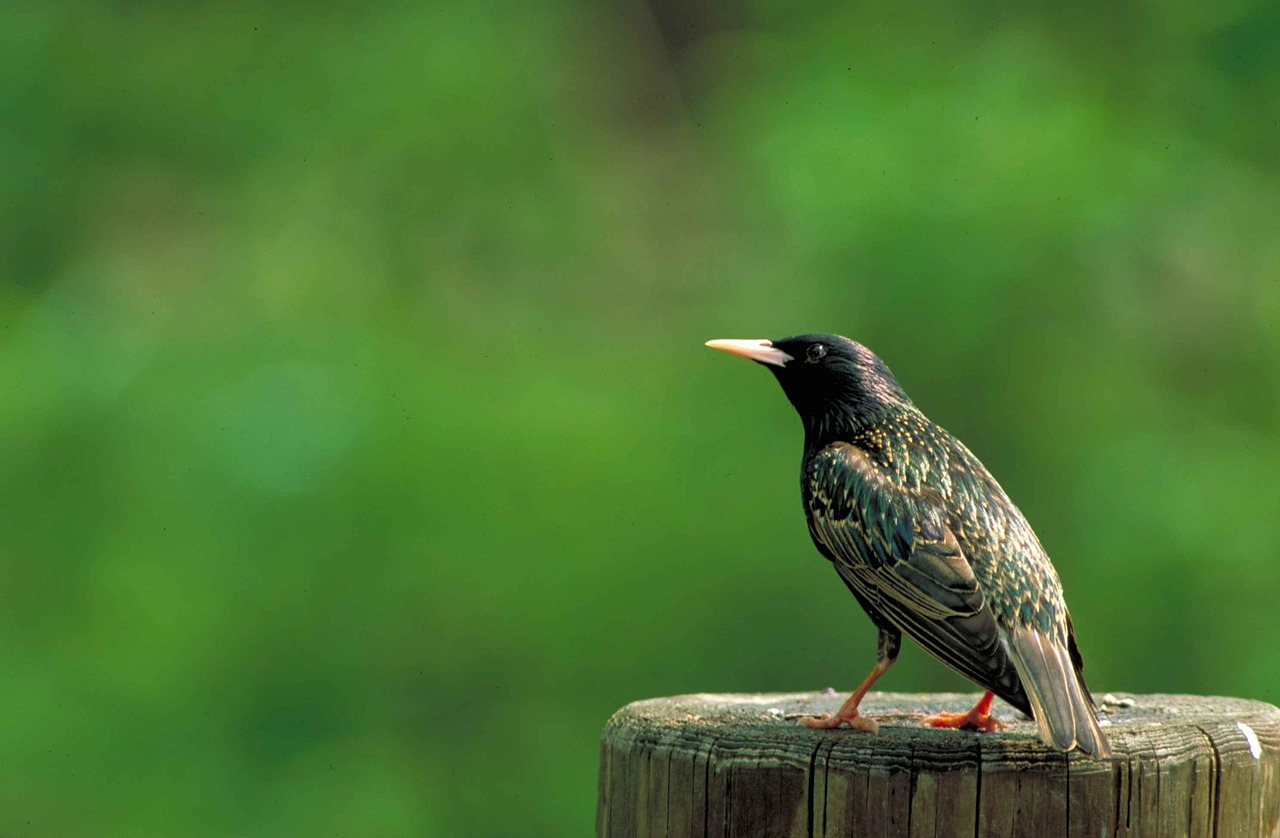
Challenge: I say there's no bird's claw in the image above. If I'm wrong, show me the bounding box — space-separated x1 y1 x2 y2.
801 713 879 733
920 709 1003 733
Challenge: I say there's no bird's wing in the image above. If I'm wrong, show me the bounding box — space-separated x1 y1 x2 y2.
806 442 1026 706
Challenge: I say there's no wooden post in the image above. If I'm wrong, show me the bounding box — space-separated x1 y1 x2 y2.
597 691 1280 837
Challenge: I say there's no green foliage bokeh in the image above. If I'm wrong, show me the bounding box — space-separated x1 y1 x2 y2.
2 2 1278 835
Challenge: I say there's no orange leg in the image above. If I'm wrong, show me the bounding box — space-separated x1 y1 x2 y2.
920 690 1004 733
802 657 893 732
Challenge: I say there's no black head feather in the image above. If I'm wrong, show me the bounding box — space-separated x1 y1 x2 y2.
762 334 912 443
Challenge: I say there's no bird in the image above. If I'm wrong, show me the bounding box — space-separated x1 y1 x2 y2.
706 334 1109 757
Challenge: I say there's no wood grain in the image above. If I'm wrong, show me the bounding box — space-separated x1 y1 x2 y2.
597 692 1280 837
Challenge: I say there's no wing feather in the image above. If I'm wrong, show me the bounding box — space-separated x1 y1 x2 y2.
807 443 1029 712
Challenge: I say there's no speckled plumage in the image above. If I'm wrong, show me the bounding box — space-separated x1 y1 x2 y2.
811 409 1068 642
708 333 1109 757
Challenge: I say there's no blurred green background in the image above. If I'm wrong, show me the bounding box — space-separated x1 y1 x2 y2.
3 1 1279 835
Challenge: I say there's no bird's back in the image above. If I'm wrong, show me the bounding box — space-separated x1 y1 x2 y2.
802 405 1107 755
832 406 1073 647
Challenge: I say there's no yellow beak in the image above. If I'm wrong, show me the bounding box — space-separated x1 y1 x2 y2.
705 339 793 368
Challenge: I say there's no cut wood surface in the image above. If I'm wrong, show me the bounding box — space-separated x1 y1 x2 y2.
597 691 1280 838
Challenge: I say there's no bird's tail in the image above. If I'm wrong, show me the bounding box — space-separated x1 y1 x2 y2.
1006 625 1110 757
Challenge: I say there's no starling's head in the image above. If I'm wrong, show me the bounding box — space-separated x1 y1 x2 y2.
706 333 911 439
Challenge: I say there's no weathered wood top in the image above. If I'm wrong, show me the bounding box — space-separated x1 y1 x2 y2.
598 691 1280 838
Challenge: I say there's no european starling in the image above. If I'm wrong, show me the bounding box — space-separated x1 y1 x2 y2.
707 334 1109 757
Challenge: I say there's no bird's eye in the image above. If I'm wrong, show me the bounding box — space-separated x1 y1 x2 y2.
806 343 828 363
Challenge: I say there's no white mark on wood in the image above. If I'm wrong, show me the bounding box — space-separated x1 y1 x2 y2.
1237 721 1262 759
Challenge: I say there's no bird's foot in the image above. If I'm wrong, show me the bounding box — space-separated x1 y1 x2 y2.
920 708 1003 733
801 712 879 733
